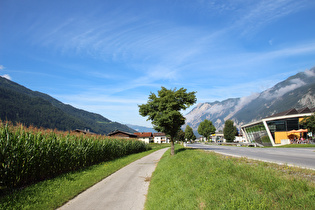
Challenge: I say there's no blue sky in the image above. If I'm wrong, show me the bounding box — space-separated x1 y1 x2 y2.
1 0 315 127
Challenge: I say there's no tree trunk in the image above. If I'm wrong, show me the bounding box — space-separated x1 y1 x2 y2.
170 137 175 155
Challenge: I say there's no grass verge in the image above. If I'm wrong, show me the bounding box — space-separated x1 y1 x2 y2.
272 144 315 148
145 145 315 210
0 145 169 210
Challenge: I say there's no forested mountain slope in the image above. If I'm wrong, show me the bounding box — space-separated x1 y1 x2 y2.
0 77 134 134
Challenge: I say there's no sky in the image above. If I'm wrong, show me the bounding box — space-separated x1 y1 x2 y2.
1 0 315 128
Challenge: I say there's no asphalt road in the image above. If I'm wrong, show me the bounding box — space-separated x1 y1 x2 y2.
58 147 169 210
186 143 315 169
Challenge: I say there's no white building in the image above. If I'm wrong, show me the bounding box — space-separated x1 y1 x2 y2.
241 107 314 146
134 132 153 144
153 133 169 143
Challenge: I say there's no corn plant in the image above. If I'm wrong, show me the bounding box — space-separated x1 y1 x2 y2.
0 123 150 191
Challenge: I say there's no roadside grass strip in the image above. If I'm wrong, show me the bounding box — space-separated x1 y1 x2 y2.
145 146 315 210
270 144 315 148
0 146 169 210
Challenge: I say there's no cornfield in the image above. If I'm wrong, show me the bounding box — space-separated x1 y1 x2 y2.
0 122 150 190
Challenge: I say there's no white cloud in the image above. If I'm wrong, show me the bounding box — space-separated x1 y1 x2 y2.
304 69 315 77
0 65 11 80
262 78 306 100
1 74 11 80
235 93 259 111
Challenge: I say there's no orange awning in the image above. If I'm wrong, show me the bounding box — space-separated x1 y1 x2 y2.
288 129 308 133
297 129 308 133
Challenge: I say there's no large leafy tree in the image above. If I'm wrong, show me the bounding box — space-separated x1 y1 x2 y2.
139 87 196 155
223 119 238 142
185 125 196 142
197 119 216 141
300 113 315 136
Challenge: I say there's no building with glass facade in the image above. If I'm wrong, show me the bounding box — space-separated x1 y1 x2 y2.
241 107 315 146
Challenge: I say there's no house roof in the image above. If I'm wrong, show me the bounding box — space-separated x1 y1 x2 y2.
153 132 166 137
297 107 311 114
134 132 153 138
268 107 314 118
108 130 138 138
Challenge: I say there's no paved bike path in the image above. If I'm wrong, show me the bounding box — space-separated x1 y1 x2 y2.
58 147 169 210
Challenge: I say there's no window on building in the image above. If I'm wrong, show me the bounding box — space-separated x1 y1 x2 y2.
287 118 299 131
244 123 272 146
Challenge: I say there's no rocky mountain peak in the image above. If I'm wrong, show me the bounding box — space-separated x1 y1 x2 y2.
185 67 315 131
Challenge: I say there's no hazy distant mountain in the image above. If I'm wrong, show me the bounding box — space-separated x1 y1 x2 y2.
0 77 135 134
127 124 157 133
185 67 315 131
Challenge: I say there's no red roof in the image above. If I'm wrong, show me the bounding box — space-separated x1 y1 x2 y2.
134 132 153 138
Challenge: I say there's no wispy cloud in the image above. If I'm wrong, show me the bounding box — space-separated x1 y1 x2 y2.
261 78 306 100
24 0 314 86
3 0 315 127
231 0 310 36
304 69 315 77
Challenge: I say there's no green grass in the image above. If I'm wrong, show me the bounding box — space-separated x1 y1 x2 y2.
273 144 315 148
149 143 171 150
0 147 167 210
145 145 315 210
206 142 315 148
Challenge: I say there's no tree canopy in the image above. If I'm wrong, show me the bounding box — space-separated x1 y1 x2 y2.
223 119 238 142
300 113 315 135
197 119 216 141
185 125 196 141
139 87 196 155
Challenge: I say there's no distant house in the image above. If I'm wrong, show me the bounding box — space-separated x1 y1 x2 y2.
108 130 138 138
212 132 224 142
153 133 169 144
74 129 95 135
134 132 153 144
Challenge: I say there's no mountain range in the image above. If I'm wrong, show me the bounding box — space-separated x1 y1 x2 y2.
126 124 158 133
185 67 315 132
1 67 315 135
0 77 135 134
